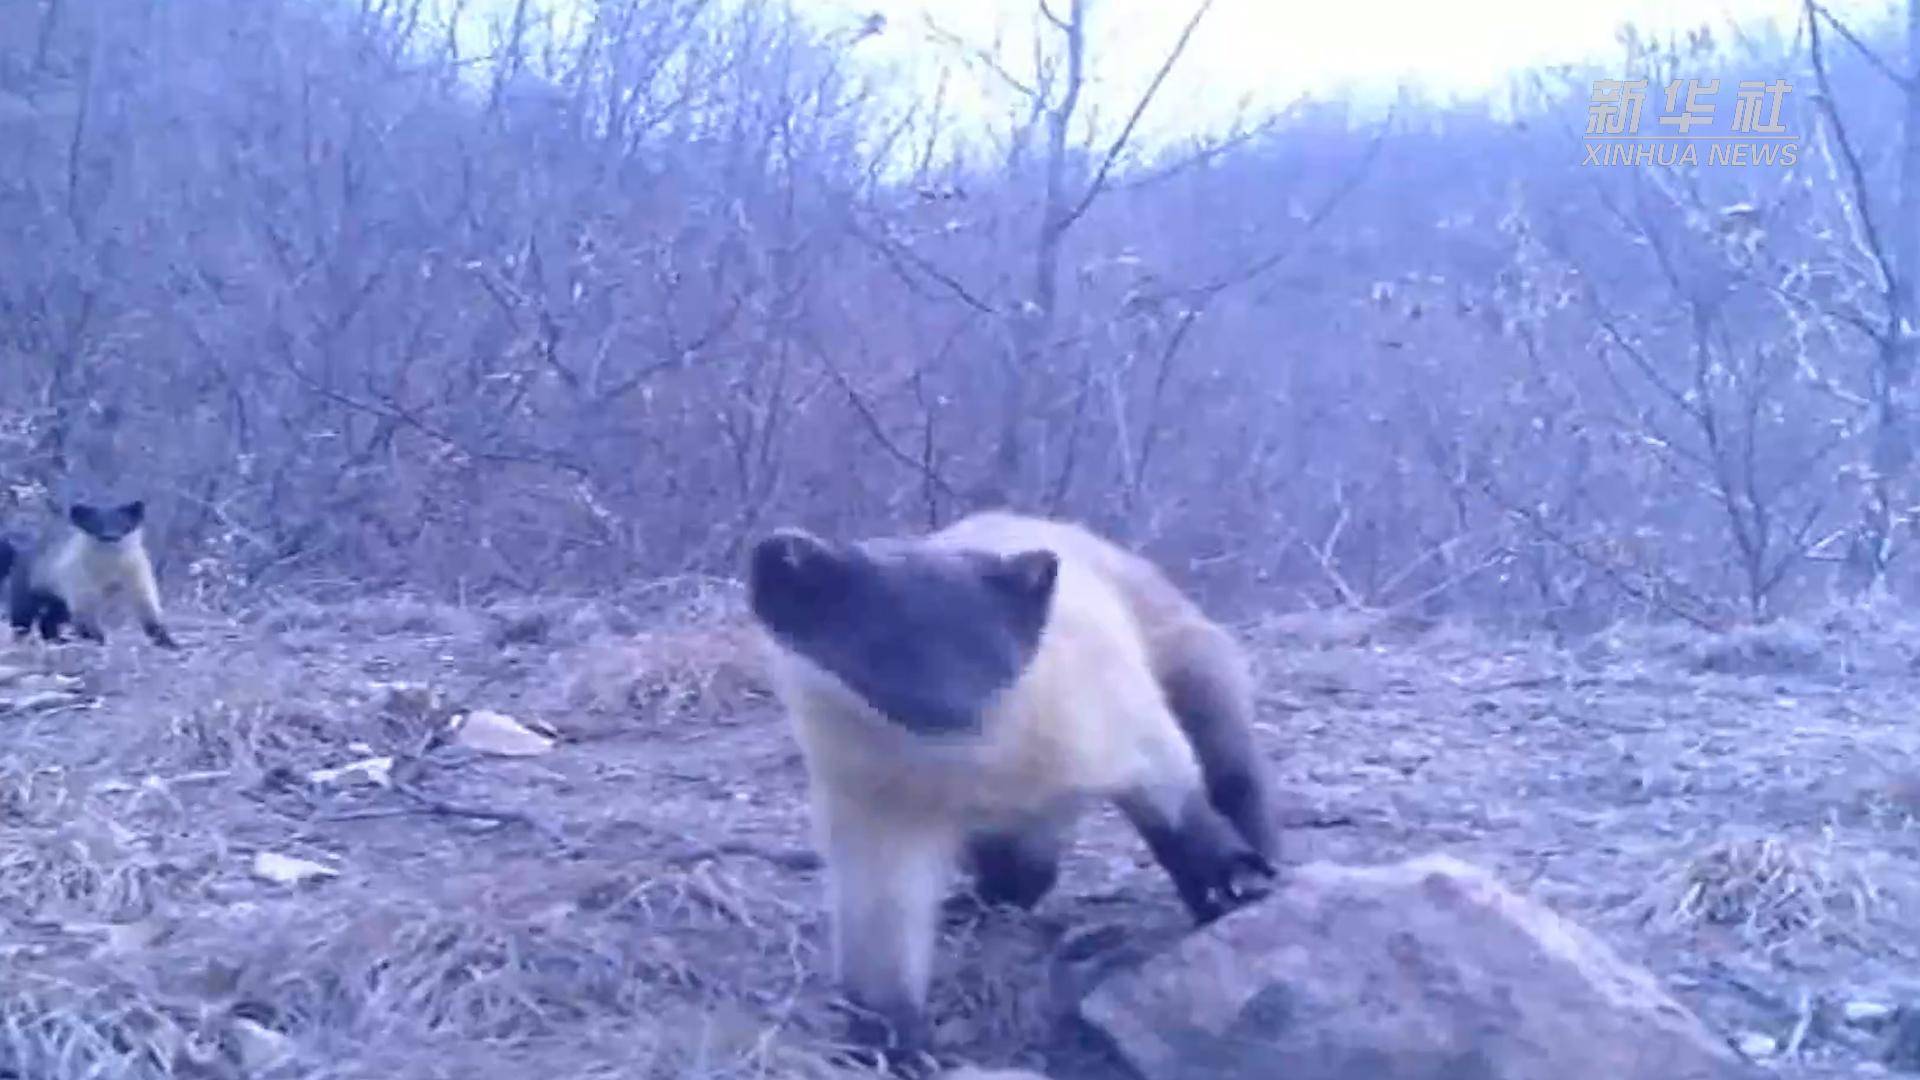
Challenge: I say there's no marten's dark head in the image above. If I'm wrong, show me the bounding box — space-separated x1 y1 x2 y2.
748 526 1059 736
69 500 145 544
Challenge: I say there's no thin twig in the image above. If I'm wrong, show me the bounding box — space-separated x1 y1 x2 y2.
1808 1 1911 90
1054 0 1217 234
1804 0 1900 316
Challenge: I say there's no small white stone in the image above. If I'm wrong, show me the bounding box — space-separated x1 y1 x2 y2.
230 1018 295 1070
251 851 338 885
1735 1032 1778 1059
307 755 394 787
1844 1000 1895 1026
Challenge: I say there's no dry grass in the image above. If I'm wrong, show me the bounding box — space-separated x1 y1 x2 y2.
1578 601 1920 679
0 976 214 1080
0 584 850 1080
1635 831 1886 949
546 623 765 731
0 817 185 924
1239 606 1437 653
1 594 1916 1079
517 581 771 740
0 831 838 1080
256 593 488 641
1686 623 1830 677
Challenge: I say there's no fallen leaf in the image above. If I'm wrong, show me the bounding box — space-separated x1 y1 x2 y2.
230 1017 294 1070
57 917 171 953
451 710 554 757
307 756 394 787
251 851 339 885
0 689 86 714
105 918 170 953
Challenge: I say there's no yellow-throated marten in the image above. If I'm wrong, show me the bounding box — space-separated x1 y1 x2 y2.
746 510 1279 1064
8 500 179 649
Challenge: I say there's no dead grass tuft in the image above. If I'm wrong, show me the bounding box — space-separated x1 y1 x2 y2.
615 574 748 624
0 821 178 923
928 911 1059 1057
254 595 485 640
1686 622 1828 676
189 858 823 1051
1578 619 1833 676
537 583 768 736
0 759 214 924
307 910 655 1038
1582 602 1920 677
1636 830 1884 948
1239 607 1437 652
479 596 648 651
0 976 200 1080
550 624 765 733
155 690 371 780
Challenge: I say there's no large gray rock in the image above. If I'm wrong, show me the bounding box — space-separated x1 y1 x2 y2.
1079 853 1758 1080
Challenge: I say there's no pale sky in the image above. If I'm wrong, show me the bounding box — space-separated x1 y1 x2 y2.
806 0 1887 135
456 0 1894 141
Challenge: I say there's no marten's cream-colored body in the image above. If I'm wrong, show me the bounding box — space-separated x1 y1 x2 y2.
748 510 1277 1065
8 500 179 650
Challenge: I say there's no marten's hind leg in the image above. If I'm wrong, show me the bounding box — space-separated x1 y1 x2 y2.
963 812 1070 910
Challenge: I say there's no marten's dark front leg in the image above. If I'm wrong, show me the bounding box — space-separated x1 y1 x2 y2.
1120 785 1277 925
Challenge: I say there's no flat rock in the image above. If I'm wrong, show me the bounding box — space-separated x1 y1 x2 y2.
1080 853 1758 1080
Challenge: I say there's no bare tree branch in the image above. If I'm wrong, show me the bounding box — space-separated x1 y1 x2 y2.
1807 1 1911 90
1054 0 1216 234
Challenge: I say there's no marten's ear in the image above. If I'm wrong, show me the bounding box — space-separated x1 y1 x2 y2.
984 548 1059 606
69 503 104 536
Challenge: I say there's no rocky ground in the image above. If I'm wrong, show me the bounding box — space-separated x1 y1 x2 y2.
0 585 1915 1079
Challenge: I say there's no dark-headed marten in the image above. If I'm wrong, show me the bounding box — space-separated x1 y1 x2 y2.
8 500 179 649
745 510 1279 1064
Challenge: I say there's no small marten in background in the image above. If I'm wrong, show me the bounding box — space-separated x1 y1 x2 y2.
8 500 179 649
